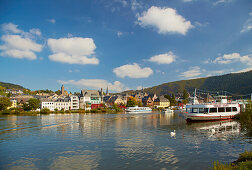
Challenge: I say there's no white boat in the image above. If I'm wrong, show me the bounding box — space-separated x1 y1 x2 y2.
183 90 240 121
162 108 174 114
126 106 152 113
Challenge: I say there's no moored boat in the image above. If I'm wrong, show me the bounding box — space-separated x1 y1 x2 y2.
126 106 152 113
184 94 240 121
162 108 174 114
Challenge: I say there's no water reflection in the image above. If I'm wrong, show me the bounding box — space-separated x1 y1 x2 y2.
0 113 251 170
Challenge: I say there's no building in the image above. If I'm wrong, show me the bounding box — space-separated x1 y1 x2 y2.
41 98 71 111
70 95 79 110
79 89 102 109
154 96 170 108
61 85 68 96
142 96 153 107
7 99 17 109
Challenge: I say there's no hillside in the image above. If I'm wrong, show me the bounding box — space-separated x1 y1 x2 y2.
123 70 252 96
0 81 27 90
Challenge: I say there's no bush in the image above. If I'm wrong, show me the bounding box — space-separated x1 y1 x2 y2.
40 108 50 114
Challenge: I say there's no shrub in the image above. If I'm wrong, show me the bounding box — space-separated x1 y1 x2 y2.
40 108 50 114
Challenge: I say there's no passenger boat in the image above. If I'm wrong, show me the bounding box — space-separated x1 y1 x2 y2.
184 90 240 121
125 106 152 113
162 108 174 114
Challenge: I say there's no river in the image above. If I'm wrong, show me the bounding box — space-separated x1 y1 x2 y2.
0 112 251 169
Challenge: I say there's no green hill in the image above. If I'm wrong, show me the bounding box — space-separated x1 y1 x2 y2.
123 70 252 96
0 81 27 90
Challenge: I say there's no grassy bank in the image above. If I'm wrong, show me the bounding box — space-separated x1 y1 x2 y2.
212 151 252 170
235 108 252 137
0 107 124 116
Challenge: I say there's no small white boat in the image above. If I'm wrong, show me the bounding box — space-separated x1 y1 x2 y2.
162 108 174 114
126 106 152 113
183 92 240 121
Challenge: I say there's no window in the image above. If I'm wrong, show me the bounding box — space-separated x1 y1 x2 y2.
232 107 237 111
204 108 209 113
186 108 191 112
218 107 225 112
210 108 217 113
192 108 198 113
199 108 205 113
226 107 231 112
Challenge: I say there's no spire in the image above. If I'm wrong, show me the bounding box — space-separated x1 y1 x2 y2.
106 86 109 96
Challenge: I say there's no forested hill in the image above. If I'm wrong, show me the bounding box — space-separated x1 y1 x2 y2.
123 70 252 96
0 81 27 90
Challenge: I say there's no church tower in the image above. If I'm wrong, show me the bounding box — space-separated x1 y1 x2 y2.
61 84 65 95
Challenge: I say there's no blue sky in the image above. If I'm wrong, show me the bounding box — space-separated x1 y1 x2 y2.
0 0 251 93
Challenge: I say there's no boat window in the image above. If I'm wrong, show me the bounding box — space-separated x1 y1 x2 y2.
218 107 225 112
232 107 237 111
210 108 217 113
186 108 191 112
199 108 204 113
226 107 231 112
204 108 209 113
192 108 198 113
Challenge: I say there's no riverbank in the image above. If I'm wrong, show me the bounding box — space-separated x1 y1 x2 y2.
0 106 124 116
212 151 252 169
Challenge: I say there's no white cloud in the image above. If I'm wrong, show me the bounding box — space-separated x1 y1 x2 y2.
183 0 193 2
131 0 143 11
113 63 153 78
116 0 128 7
47 37 99 65
213 0 232 5
58 79 128 92
180 66 202 79
212 53 252 66
241 12 252 33
0 24 42 60
232 67 252 73
47 19 56 24
2 23 22 34
29 28 41 36
137 6 193 35
149 51 176 64
117 31 123 37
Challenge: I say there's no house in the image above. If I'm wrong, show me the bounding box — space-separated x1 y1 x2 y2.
154 96 170 108
41 98 71 111
79 89 102 109
142 96 153 107
70 95 79 110
7 99 17 109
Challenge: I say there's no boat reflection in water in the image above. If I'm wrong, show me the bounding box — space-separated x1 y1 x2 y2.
187 120 240 141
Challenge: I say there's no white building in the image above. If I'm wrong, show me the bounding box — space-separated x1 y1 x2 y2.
41 98 71 111
70 95 79 110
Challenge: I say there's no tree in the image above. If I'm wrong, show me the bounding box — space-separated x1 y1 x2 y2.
126 96 137 107
0 97 12 111
55 90 61 95
28 98 40 110
182 89 189 104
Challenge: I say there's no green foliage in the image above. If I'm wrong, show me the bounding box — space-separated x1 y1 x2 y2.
28 98 40 110
0 81 27 90
165 94 177 106
182 89 189 104
236 109 252 137
22 103 31 111
112 104 122 112
126 96 137 107
130 70 252 96
55 90 61 95
137 101 143 107
0 97 12 111
37 89 54 93
40 108 50 114
212 151 252 170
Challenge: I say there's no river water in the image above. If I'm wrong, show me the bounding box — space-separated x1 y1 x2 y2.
0 112 251 170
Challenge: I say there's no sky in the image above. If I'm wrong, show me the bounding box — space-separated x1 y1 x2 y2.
0 0 251 93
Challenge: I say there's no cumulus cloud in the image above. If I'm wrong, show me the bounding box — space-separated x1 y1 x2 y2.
180 66 202 79
137 6 193 35
131 0 143 11
47 37 99 65
0 23 42 60
212 53 252 66
113 63 153 78
241 12 252 33
58 79 128 92
149 51 176 64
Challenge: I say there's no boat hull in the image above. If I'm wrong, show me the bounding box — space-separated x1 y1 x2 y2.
184 112 239 122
